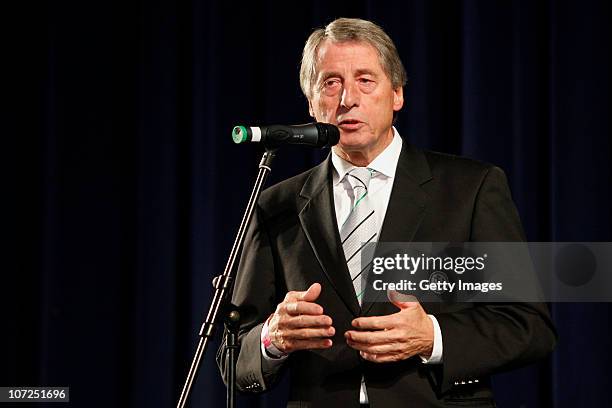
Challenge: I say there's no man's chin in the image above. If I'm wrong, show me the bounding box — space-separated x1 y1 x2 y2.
336 140 367 153
337 131 370 148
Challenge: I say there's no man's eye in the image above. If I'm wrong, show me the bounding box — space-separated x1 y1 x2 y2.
358 78 373 84
323 79 340 88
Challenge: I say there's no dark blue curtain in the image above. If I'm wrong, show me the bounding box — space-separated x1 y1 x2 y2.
8 0 611 407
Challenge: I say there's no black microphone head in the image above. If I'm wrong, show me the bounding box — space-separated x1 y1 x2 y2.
231 122 339 148
315 123 340 147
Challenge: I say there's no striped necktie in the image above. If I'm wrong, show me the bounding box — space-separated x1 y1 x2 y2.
340 167 377 304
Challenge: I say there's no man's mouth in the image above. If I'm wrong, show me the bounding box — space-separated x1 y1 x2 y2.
338 119 364 130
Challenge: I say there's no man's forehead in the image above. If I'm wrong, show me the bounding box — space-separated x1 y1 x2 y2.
315 39 381 69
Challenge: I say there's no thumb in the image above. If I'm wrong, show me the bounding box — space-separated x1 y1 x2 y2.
387 289 418 310
300 282 322 302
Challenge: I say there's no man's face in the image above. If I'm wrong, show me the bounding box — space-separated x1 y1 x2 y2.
308 40 404 164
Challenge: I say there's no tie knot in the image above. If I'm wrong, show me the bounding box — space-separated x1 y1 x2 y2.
346 167 373 192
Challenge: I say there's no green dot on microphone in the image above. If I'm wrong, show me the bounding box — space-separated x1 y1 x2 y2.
232 126 248 144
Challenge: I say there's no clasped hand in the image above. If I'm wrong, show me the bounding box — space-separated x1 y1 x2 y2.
345 290 434 362
268 283 433 362
267 283 335 353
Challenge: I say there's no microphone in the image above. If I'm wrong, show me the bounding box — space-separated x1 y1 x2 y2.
232 122 340 148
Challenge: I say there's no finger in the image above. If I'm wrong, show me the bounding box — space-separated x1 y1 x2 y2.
284 289 306 302
284 326 335 340
299 282 322 302
387 290 419 310
351 315 396 330
346 340 400 354
284 314 333 329
344 329 401 344
284 338 333 352
282 283 321 303
284 301 324 316
360 351 407 363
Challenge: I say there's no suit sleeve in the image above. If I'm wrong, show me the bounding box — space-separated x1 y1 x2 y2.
216 204 287 393
434 166 557 393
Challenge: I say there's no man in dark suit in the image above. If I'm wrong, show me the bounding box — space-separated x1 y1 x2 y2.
217 18 556 407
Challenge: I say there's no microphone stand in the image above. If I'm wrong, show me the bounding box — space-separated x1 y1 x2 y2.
177 149 277 408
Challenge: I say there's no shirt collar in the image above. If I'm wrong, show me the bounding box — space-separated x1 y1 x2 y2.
331 126 403 185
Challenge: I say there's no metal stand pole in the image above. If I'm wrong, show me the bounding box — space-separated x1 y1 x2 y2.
225 307 241 408
177 149 277 408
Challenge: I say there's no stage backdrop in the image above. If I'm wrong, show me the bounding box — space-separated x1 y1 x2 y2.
7 0 611 407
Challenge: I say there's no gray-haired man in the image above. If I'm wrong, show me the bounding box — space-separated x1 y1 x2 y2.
218 18 555 407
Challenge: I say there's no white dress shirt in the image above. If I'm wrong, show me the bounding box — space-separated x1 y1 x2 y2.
261 128 443 404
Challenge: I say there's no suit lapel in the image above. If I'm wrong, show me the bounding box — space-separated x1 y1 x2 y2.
363 141 433 315
298 157 361 317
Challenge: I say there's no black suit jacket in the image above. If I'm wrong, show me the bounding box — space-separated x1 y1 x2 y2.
217 141 556 407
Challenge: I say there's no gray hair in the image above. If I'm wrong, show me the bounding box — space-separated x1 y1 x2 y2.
299 18 407 100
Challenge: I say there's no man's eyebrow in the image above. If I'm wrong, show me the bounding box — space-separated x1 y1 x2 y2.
318 68 378 81
354 68 378 77
318 71 342 81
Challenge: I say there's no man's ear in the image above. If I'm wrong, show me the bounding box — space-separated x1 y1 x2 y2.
393 86 404 112
308 99 316 118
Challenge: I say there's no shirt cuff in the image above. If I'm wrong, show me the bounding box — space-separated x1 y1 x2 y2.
260 316 289 362
420 314 443 364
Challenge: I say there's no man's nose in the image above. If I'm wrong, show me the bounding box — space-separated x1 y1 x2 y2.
340 81 360 109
